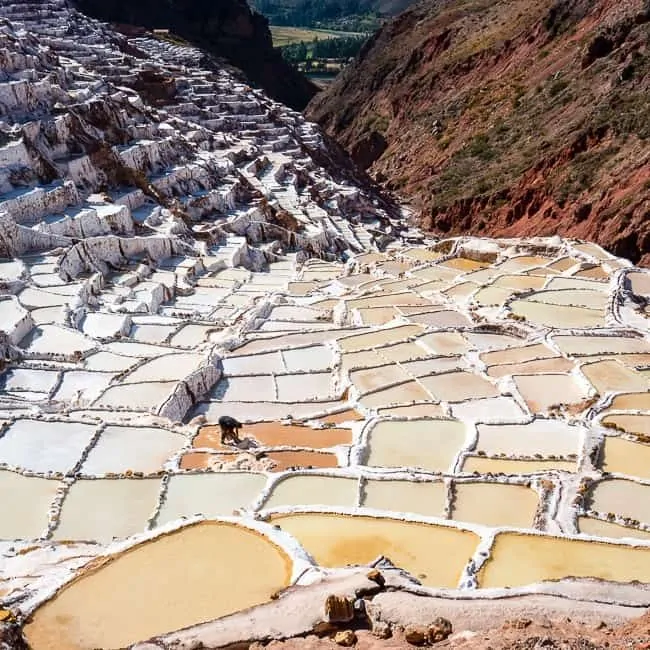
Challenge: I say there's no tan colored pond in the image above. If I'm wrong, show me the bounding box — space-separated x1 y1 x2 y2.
600 436 650 479
0 471 61 539
418 332 469 356
480 343 555 366
492 274 547 291
553 335 650 357
338 325 423 353
479 531 650 588
351 364 410 393
547 257 580 272
53 478 162 543
513 373 589 413
419 371 498 402
379 341 430 363
158 473 266 524
356 307 400 326
487 357 574 379
377 403 445 418
497 256 553 271
461 456 576 474
606 392 650 412
578 517 650 541
265 450 339 471
474 286 514 306
510 300 605 329
452 483 538 529
271 512 478 588
359 380 432 409
360 479 446 518
365 419 466 472
318 409 364 425
589 478 650 525
440 257 489 272
408 310 471 328
602 414 650 436
581 360 648 394
476 420 581 457
24 521 292 650
263 475 358 509
575 265 609 280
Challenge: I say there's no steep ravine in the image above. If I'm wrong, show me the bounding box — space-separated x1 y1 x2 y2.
73 0 319 110
307 0 650 265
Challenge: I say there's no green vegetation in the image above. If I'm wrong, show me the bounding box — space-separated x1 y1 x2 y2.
270 25 358 47
255 0 383 30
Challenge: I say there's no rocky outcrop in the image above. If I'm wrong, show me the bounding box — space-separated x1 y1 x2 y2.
73 0 319 111
307 0 650 265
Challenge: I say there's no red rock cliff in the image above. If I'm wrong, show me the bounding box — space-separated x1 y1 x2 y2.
307 0 650 265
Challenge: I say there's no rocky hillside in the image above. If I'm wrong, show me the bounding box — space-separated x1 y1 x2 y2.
73 0 319 110
307 0 650 265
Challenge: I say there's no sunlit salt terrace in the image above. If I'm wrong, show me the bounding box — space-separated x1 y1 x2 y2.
2 235 650 648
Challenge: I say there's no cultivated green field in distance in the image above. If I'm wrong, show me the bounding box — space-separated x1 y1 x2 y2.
270 25 363 47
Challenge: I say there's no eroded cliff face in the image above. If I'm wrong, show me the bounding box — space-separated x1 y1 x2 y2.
307 0 650 265
73 0 319 111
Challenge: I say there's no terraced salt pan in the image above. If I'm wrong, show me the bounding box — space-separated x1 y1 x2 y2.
461 456 576 474
130 323 179 344
53 371 115 404
602 414 650 436
25 522 292 650
0 471 61 539
364 419 466 472
419 371 498 402
479 532 650 588
417 331 469 356
464 332 522 351
581 360 648 394
359 381 432 408
81 426 185 475
526 289 609 310
360 478 446 518
18 287 67 309
553 335 650 356
21 325 96 358
281 345 333 372
94 382 177 410
263 475 358 509
589 479 650 525
81 313 129 339
53 478 162 543
480 343 556 366
265 450 340 471
168 324 216 348
579 517 650 541
350 365 410 393
452 482 538 528
513 373 590 413
275 372 334 401
84 351 140 372
271 512 478 588
338 324 423 353
123 353 204 383
158 473 266 524
510 300 605 328
1 368 59 394
606 392 650 411
222 352 285 375
0 419 96 474
450 396 526 422
601 436 650 479
486 357 574 378
211 376 276 401
475 420 581 457
194 400 343 423
376 403 445 418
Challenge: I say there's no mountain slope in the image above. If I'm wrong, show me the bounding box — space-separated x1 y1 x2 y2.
73 0 319 110
307 0 650 264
